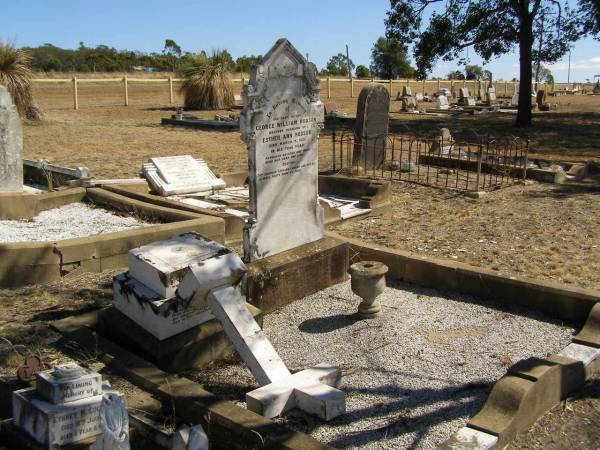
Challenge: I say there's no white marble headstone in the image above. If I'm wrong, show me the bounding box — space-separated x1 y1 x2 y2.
436 95 450 110
0 86 23 192
240 39 324 262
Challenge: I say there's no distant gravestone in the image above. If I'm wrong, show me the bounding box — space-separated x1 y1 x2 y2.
436 95 450 110
353 84 390 169
240 38 324 262
0 86 23 192
511 85 520 106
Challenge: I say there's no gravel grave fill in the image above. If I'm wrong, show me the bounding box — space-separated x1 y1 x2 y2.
194 280 575 450
0 202 150 243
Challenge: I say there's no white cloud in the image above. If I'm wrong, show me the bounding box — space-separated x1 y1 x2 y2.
549 56 600 70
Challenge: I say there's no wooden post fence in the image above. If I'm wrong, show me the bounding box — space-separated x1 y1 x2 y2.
169 76 174 104
123 76 129 106
72 77 78 110
350 77 354 98
327 77 331 99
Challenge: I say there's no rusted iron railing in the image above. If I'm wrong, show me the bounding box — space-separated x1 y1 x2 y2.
326 130 529 193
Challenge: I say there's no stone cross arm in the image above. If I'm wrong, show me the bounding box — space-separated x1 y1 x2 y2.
208 285 346 420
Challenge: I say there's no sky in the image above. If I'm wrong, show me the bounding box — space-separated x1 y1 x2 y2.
2 0 599 82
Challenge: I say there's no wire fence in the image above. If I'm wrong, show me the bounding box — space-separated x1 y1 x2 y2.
323 130 529 193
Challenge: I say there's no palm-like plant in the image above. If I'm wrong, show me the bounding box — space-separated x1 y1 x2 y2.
179 50 234 110
0 41 42 120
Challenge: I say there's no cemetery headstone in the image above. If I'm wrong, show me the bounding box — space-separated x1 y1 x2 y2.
486 88 497 106
511 85 520 106
436 95 450 110
402 86 412 97
12 363 117 447
240 38 324 262
0 86 23 192
353 84 390 170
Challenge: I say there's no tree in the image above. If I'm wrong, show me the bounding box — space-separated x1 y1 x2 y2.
447 70 465 80
325 53 354 76
580 0 600 37
235 55 262 73
163 39 182 72
532 63 554 86
465 64 483 80
370 37 416 79
355 65 372 78
386 0 587 127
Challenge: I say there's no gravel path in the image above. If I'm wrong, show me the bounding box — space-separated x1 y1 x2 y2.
0 203 149 243
195 280 574 449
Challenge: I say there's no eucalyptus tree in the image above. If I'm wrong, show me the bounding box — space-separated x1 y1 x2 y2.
386 0 587 126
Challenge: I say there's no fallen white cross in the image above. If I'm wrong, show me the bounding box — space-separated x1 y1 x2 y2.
207 284 346 420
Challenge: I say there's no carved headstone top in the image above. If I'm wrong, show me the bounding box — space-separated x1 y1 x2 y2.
52 362 87 380
240 39 324 262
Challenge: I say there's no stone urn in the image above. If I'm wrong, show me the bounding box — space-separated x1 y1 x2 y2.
348 261 388 318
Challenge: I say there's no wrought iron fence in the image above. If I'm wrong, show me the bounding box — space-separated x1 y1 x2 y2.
324 130 529 193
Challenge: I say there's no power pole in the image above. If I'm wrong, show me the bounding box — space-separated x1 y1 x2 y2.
346 45 352 80
567 50 571 89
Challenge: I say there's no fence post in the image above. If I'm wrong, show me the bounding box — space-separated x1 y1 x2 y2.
350 77 354 98
437 79 441 91
123 75 129 106
72 76 78 110
389 79 393 95
327 77 331 99
475 144 483 192
169 76 174 104
422 79 426 95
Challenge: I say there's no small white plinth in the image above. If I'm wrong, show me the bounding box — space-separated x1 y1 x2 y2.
13 388 108 447
128 232 227 298
36 365 102 405
113 273 213 340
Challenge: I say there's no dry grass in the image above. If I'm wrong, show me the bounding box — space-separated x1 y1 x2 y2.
22 79 600 292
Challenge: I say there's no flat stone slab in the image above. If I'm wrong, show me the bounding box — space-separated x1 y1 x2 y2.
128 232 227 298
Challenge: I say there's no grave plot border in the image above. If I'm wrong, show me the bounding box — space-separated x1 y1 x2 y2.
49 314 334 450
41 234 600 450
326 231 600 449
0 187 225 288
0 187 87 220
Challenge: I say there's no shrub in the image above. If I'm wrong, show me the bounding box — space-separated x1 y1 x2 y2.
179 50 234 110
0 41 42 120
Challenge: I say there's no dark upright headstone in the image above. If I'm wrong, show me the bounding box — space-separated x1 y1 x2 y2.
353 84 389 170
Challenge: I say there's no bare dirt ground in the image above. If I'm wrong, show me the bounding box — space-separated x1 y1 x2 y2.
1 79 597 448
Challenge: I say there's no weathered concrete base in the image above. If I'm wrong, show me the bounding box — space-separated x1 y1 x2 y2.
466 190 487 199
573 302 600 347
96 305 262 373
246 236 349 313
0 187 86 220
